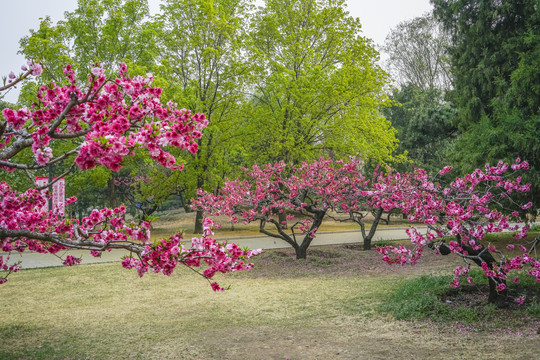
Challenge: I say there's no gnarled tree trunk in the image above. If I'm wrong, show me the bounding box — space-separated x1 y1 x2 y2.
440 236 508 306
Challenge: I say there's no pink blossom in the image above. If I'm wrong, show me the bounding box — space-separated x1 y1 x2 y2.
522 202 532 210
62 255 82 266
0 63 253 290
439 166 453 175
91 66 104 77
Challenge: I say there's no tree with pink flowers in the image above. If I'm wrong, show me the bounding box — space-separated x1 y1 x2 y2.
0 62 259 289
194 160 348 259
194 158 405 258
326 165 422 250
376 160 539 304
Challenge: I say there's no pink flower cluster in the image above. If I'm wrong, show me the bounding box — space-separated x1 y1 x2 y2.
376 159 539 293
1 60 42 89
1 63 207 172
121 218 261 291
0 63 257 289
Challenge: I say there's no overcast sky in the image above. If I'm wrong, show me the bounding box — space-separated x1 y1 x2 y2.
1 0 432 102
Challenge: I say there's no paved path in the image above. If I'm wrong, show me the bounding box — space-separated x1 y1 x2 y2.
2 226 420 269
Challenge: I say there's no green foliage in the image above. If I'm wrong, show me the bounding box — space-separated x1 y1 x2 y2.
19 0 156 81
383 84 457 173
433 0 540 207
379 270 540 324
527 301 540 317
156 0 252 200
246 0 399 165
379 274 455 321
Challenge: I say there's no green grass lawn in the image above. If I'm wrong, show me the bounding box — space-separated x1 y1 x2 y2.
1 240 539 359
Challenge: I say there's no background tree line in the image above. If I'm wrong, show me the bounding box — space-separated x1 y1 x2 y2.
12 0 399 231
383 0 539 209
8 0 540 231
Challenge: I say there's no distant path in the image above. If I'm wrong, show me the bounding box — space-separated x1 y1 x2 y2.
2 226 422 269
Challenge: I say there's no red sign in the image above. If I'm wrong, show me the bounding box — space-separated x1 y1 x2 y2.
36 177 65 215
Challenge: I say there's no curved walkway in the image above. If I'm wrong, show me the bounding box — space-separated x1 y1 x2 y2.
2 226 421 269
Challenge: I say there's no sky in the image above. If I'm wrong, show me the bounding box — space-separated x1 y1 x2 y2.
0 0 432 102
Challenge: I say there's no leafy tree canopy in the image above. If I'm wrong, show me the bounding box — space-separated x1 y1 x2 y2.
433 0 540 207
246 0 400 165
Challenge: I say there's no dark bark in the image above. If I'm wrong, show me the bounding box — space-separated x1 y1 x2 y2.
194 209 204 234
194 176 205 234
138 203 158 223
362 207 384 250
258 209 326 260
439 236 508 305
294 246 307 259
278 211 287 229
107 177 118 209
295 209 326 259
179 191 191 213
488 277 508 307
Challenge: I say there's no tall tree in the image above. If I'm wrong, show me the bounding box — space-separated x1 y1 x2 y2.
19 0 157 81
383 14 452 91
432 0 540 207
247 0 399 165
383 85 457 173
156 0 253 233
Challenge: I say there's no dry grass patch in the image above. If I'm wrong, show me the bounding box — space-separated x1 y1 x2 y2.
0 242 538 359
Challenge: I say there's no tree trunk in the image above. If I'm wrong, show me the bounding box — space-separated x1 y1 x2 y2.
295 210 326 259
488 277 508 307
294 246 307 260
194 176 205 234
363 237 372 251
363 208 384 250
107 177 118 209
441 237 509 305
179 191 191 213
278 211 287 229
194 209 204 234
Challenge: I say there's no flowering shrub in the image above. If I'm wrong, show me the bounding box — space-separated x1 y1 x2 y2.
376 160 538 304
194 158 411 257
0 62 258 288
325 163 425 250
195 159 367 259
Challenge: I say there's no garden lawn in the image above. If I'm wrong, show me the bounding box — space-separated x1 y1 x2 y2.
0 243 538 359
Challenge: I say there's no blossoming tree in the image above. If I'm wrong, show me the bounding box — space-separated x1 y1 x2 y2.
376 160 539 304
0 62 259 290
194 158 406 257
194 160 352 259
326 165 421 250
